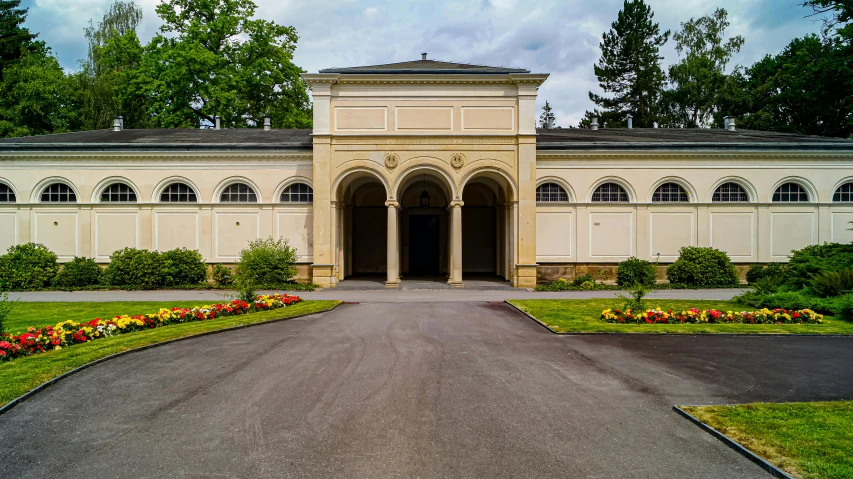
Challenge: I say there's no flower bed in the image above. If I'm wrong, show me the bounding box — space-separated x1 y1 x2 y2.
601 307 823 324
0 294 302 362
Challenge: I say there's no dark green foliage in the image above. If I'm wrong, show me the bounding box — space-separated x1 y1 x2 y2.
52 257 102 288
833 294 853 321
734 290 853 316
235 237 298 288
103 247 163 289
666 247 739 288
746 263 788 284
810 268 853 298
211 264 233 286
616 257 657 287
589 0 670 128
786 243 853 290
0 0 40 81
572 274 594 286
160 248 207 286
0 243 59 290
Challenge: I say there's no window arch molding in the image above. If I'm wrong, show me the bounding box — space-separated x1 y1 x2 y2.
770 177 817 203
831 177 853 203
707 177 757 203
91 177 141 203
587 177 635 203
648 177 697 204
152 177 202 203
274 177 314 204
535 177 574 203
0 178 19 203
30 177 80 203
213 177 262 204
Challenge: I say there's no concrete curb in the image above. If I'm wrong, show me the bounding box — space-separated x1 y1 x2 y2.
673 406 796 479
0 301 342 417
503 300 853 337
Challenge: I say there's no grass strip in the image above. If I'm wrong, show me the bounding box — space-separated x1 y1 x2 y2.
683 402 853 479
0 300 340 407
507 299 853 334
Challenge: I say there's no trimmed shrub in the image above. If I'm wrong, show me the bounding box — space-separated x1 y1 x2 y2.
786 242 853 290
616 257 657 287
103 248 163 289
161 248 207 286
745 263 788 285
0 243 59 290
53 257 102 288
211 264 234 286
235 237 298 287
666 247 739 288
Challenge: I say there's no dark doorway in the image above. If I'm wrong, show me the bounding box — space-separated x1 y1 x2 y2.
408 214 440 275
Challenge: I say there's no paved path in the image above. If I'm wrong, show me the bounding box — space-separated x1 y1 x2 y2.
4 302 850 478
9 288 748 303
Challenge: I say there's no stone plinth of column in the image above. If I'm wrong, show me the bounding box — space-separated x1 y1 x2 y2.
515 264 538 289
311 264 335 288
385 200 401 288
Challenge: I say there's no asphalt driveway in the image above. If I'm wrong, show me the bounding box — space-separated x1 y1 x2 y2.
2 302 851 478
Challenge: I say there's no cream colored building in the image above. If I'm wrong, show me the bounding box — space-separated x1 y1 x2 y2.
1 58 852 288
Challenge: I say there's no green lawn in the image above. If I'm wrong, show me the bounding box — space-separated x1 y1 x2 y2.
683 402 853 479
507 299 853 334
0 300 340 407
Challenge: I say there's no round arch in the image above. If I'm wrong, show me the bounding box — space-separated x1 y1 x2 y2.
212 176 263 203
587 176 636 203
31 176 81 203
392 162 457 202
770 176 818 203
535 176 575 203
0 177 20 202
332 167 391 202
831 177 853 202
91 176 142 203
708 176 758 203
648 176 698 203
459 166 518 202
152 176 202 203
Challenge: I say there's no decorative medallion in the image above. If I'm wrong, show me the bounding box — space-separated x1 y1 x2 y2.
450 153 466 170
384 153 399 170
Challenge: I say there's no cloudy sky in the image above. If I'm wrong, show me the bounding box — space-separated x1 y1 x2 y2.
22 0 827 126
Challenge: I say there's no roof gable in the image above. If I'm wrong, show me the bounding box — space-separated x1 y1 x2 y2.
319 59 529 75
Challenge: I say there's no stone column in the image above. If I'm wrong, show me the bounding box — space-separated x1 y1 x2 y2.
449 200 464 287
386 200 400 288
336 202 345 281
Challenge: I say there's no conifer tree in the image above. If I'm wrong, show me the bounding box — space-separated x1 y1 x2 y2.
589 0 669 128
538 101 556 129
0 0 39 80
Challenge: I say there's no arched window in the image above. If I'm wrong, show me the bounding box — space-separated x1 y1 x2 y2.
536 182 569 202
41 183 76 203
772 183 809 202
160 183 197 203
833 182 853 202
220 183 258 203
712 182 749 202
591 183 629 202
652 183 689 202
0 183 15 202
100 183 137 202
281 183 313 203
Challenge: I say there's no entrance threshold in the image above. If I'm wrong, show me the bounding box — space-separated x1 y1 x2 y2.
335 275 515 291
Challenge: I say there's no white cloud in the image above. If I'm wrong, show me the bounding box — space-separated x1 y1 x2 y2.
23 0 823 126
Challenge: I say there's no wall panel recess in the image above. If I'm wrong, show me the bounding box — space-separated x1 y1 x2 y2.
155 211 199 252
536 211 572 261
215 212 261 259
95 211 139 260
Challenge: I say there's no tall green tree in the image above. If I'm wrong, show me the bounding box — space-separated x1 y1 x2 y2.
125 0 311 128
662 8 744 128
0 0 40 81
539 101 556 128
589 0 670 128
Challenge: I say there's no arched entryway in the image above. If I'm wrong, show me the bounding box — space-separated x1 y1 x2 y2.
460 171 516 284
398 173 451 278
333 170 391 284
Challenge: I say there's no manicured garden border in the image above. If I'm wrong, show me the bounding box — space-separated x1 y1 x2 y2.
503 300 853 336
673 405 795 479
0 300 341 417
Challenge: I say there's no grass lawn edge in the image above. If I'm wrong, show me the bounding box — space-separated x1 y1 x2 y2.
0 300 342 415
504 299 853 336
673 405 796 479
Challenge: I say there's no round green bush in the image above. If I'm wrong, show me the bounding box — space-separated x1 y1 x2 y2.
161 248 207 286
211 264 234 286
53 257 102 288
0 243 59 290
616 257 657 287
103 248 163 289
572 273 594 287
235 237 298 287
666 246 739 288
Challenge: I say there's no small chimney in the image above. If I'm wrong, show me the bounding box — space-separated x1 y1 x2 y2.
626 114 633 129
590 115 599 131
214 115 221 130
724 116 736 131
112 116 123 132
263 116 271 131
421 52 427 60
118 116 124 130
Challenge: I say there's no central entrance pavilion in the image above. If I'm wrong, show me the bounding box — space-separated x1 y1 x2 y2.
302 57 547 289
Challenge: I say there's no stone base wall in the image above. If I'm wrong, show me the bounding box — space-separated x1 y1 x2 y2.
537 263 754 285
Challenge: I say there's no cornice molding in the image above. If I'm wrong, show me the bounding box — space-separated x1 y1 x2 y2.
536 150 853 161
332 136 517 145
0 151 313 162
